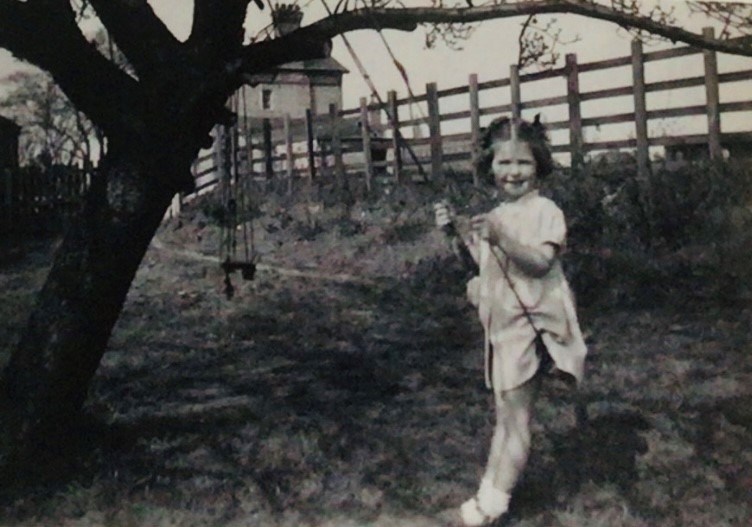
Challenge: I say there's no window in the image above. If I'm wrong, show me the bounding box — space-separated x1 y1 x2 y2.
261 88 273 110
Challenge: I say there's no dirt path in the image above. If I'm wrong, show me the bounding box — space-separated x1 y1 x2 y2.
150 235 379 286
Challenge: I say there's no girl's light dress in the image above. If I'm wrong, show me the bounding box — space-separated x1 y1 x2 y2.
467 190 587 392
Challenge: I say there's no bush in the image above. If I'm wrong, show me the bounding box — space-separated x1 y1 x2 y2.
186 159 752 308
547 159 752 307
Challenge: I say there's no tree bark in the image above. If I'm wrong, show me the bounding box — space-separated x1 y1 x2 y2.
0 152 178 464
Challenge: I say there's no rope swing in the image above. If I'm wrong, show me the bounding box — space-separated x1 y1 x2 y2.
218 92 258 299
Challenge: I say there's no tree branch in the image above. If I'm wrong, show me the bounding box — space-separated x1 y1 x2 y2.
276 1 752 59
189 0 252 57
0 0 146 145
238 29 336 74
87 0 182 78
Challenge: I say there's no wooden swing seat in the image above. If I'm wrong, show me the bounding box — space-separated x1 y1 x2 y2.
221 259 256 281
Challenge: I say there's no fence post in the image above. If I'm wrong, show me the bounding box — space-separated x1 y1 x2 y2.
284 113 294 195
631 39 650 180
317 114 329 175
212 124 221 185
426 82 443 182
246 126 255 178
186 158 196 201
329 103 345 189
703 26 722 160
469 74 481 187
262 118 273 180
388 90 403 183
305 109 316 180
221 124 233 225
630 38 656 235
565 53 584 170
360 97 374 192
213 124 226 201
3 169 11 231
170 192 182 218
18 169 24 222
510 64 522 121
368 96 383 132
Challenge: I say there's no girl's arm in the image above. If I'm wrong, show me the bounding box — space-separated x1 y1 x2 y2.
494 234 557 278
475 214 558 277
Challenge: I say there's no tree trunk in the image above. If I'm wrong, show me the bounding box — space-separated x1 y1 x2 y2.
0 152 178 464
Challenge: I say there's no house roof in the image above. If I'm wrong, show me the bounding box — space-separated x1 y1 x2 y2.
274 57 349 74
242 56 348 86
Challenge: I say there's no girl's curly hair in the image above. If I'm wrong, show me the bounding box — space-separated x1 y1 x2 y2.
475 114 554 184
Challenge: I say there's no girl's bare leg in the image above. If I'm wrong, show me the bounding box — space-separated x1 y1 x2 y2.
460 374 541 526
486 374 541 491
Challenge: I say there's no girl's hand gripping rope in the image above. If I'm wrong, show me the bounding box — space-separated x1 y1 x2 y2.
433 201 479 276
433 200 454 233
471 213 500 246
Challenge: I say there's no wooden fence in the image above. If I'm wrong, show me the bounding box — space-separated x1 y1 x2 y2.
181 27 752 211
1 167 90 234
4 31 751 229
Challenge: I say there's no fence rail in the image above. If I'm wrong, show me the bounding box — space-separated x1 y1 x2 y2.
8 31 742 223
180 26 752 211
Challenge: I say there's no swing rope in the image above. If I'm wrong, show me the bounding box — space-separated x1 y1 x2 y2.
239 88 254 264
358 0 428 123
318 0 428 181
219 92 258 299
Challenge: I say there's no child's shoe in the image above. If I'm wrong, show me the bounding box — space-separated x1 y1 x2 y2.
459 479 510 526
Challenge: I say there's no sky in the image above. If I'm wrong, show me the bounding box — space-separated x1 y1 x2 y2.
142 1 752 106
1 1 752 152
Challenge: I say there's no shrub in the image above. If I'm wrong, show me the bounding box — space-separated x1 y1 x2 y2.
547 159 752 307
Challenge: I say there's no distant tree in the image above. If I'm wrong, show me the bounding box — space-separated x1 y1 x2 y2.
0 0 750 469
1 70 99 167
0 29 130 168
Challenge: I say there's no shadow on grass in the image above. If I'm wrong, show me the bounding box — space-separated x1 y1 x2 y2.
507 409 650 523
0 259 659 525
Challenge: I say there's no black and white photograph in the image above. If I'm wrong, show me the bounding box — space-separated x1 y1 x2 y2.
1 1 751 525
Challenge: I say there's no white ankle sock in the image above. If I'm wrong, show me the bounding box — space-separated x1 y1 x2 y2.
477 478 510 518
459 497 487 526
459 479 510 526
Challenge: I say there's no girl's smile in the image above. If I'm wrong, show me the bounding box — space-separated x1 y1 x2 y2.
492 140 537 200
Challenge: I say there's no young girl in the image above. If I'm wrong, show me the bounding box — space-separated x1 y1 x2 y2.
435 115 587 526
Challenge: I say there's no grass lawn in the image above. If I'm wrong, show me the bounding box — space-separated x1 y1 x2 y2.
1 188 750 526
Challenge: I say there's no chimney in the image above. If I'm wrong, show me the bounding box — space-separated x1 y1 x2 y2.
272 3 304 37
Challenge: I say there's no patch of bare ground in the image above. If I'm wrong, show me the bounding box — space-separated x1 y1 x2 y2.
0 188 750 527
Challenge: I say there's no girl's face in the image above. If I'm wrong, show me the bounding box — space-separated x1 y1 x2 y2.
492 139 537 200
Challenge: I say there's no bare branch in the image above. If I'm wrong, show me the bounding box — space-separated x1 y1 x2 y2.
518 14 536 69
424 20 477 50
87 0 182 77
688 1 752 40
290 1 752 57
517 14 580 71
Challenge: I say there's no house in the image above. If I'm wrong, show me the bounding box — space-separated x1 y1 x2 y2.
0 115 20 170
237 4 349 124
